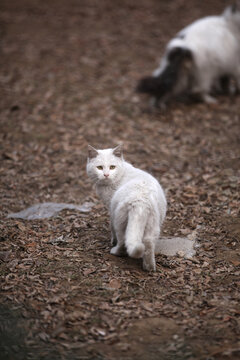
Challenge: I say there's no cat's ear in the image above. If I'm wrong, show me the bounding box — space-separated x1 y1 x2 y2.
88 145 98 159
113 144 123 158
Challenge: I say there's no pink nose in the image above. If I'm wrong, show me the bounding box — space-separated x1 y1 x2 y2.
104 173 109 178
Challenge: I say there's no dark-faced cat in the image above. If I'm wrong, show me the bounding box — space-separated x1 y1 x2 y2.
137 3 240 107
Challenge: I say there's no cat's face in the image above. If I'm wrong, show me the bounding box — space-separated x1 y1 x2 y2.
87 145 124 184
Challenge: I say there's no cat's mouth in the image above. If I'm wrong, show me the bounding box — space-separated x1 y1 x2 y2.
98 177 111 184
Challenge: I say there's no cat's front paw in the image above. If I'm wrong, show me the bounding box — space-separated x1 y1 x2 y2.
110 245 126 257
142 259 156 272
111 236 117 247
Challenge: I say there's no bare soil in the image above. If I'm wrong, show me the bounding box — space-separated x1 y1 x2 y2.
0 1 239 359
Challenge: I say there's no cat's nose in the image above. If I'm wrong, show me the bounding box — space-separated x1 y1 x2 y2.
104 173 109 178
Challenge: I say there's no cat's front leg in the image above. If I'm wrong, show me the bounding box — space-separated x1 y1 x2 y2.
110 244 127 257
149 96 158 108
150 96 167 111
110 221 117 246
110 225 127 256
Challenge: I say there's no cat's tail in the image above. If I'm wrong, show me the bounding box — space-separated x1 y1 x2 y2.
125 203 148 259
136 47 193 100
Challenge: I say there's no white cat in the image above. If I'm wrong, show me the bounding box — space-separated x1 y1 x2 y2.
137 3 240 106
86 145 167 271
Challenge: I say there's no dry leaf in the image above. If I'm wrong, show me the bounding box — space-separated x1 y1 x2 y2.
109 279 121 290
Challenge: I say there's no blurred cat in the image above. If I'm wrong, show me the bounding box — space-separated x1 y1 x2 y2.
86 145 167 271
137 3 240 107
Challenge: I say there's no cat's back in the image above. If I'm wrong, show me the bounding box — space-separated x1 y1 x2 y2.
178 15 226 39
121 162 159 188
111 162 167 225
168 14 237 65
114 162 166 206
172 15 234 50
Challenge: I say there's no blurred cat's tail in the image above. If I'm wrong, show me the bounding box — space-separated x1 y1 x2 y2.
136 47 193 99
125 204 147 258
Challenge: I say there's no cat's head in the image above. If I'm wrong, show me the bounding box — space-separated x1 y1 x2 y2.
86 145 124 184
136 76 162 96
223 1 240 28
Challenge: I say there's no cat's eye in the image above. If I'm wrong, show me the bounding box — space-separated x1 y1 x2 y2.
110 165 116 170
97 165 103 170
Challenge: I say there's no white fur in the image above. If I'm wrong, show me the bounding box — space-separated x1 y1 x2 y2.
154 4 240 103
87 146 167 271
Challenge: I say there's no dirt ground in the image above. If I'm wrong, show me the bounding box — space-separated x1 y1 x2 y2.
0 0 240 359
